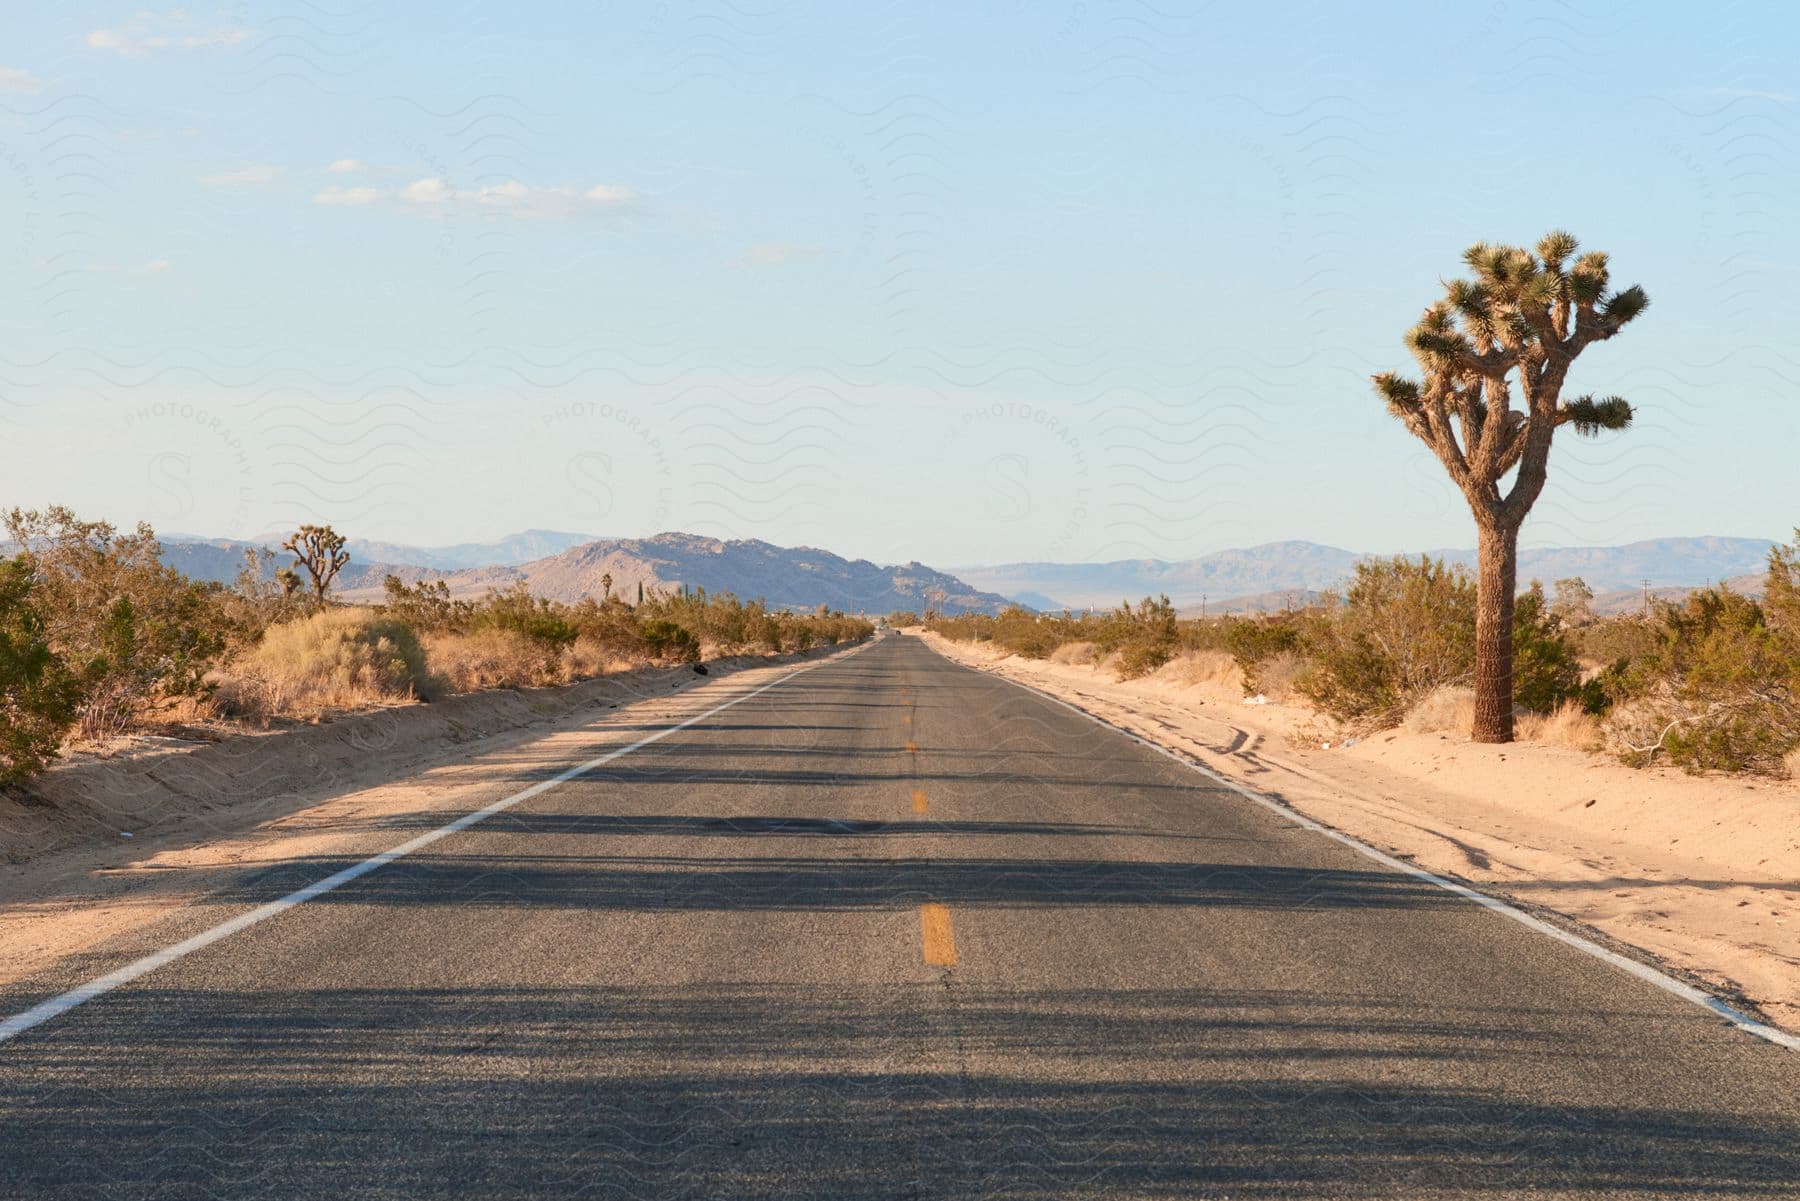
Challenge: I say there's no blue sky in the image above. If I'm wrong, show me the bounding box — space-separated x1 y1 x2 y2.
2 2 1796 566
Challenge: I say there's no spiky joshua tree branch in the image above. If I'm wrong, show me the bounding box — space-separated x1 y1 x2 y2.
1374 231 1647 742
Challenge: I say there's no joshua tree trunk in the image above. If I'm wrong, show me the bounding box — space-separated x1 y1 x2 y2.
1472 520 1519 743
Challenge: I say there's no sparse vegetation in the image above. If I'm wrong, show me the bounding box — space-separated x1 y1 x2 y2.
0 507 874 786
929 537 1800 777
216 608 434 723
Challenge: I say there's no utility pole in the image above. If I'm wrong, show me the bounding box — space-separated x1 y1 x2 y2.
1200 593 1207 618
1641 578 1651 617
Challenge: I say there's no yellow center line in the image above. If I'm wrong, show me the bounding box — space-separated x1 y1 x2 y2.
904 739 918 753
911 788 929 813
919 903 957 966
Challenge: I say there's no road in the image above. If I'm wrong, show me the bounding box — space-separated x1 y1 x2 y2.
0 632 1795 1198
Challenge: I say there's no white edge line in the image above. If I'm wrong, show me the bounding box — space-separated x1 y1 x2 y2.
0 647 863 1046
935 642 1800 1053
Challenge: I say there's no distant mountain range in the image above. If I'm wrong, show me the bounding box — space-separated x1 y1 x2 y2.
115 529 1787 618
956 537 1783 612
348 532 1014 615
156 530 1013 615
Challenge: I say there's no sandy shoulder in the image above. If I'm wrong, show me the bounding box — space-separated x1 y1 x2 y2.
920 632 1800 1033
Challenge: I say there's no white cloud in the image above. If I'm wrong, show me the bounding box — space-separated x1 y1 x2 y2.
312 185 385 206
308 175 641 221
397 178 635 220
0 66 43 93
198 164 281 187
735 242 825 268
399 176 452 205
325 158 367 174
86 10 251 58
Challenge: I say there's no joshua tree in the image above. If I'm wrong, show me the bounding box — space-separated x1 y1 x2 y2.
1374 232 1647 742
600 572 613 602
282 524 351 612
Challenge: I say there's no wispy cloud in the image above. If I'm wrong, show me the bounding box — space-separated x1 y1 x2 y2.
735 242 825 268
198 164 282 187
86 10 251 58
312 177 640 221
312 185 384 206
325 158 368 174
0 66 44 93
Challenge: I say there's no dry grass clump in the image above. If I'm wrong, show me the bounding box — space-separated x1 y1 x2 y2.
423 628 559 692
560 636 637 683
216 608 433 723
1248 650 1306 700
1049 641 1097 666
1154 650 1241 691
1516 700 1603 750
1403 686 1476 735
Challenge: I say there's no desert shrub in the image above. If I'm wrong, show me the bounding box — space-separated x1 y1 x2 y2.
5 507 230 738
423 628 559 691
641 619 701 664
475 583 578 646
989 607 1063 659
1155 650 1241 690
381 575 466 633
1224 617 1308 695
1049 641 1097 666
1249 649 1307 700
218 608 432 721
1602 581 1799 775
1573 614 1661 671
1093 595 1178 680
561 636 633 682
1297 556 1477 726
0 557 82 783
1512 583 1600 713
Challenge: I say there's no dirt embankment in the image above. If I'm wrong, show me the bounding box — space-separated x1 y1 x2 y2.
920 632 1800 1033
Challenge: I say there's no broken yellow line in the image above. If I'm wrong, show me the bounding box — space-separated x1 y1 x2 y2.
904 739 918 753
911 788 929 814
919 903 957 966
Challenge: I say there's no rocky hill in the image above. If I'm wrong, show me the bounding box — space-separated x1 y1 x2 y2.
330 532 1011 615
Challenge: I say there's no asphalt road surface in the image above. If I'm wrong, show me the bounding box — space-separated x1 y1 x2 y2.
1 633 1796 1198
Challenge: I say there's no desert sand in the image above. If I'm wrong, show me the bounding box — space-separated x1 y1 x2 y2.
921 632 1800 1033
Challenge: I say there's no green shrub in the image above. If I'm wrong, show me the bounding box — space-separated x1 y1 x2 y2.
1512 583 1597 714
1604 582 1798 775
5 507 229 738
640 619 701 664
0 558 81 784
1224 618 1306 695
1298 556 1477 725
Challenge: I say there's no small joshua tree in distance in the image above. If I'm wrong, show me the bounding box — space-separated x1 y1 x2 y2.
1374 231 1647 743
282 524 351 612
600 572 613 602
